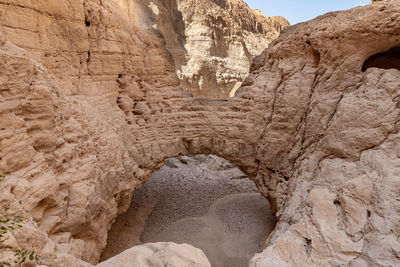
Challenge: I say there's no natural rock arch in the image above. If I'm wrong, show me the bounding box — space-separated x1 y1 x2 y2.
0 1 399 267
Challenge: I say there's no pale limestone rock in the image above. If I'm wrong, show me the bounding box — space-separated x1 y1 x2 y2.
0 0 399 267
97 242 211 267
247 1 400 265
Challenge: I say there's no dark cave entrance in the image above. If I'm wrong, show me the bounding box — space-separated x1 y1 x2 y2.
100 155 277 267
362 46 400 72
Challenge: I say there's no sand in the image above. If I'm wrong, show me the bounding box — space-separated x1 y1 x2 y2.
101 155 277 267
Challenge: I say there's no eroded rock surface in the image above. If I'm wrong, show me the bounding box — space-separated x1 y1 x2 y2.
0 0 399 266
245 1 400 265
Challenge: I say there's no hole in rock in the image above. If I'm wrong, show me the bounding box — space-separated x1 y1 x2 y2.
85 20 91 27
362 46 400 72
101 155 277 267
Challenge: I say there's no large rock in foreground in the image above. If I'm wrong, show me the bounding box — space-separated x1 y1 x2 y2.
97 242 211 267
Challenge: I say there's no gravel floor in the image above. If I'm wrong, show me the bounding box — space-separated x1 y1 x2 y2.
101 155 277 267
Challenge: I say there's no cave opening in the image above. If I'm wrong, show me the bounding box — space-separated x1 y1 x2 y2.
100 155 277 267
362 46 400 72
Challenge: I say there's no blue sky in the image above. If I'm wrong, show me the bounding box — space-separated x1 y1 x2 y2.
244 0 370 25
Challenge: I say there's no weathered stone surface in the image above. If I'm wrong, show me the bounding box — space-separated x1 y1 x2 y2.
0 0 399 266
245 1 400 265
97 242 211 267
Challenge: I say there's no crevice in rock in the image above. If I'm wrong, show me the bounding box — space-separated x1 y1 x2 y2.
304 237 312 257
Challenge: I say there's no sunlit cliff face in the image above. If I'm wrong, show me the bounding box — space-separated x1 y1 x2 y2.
115 0 290 99
107 0 150 26
97 0 290 99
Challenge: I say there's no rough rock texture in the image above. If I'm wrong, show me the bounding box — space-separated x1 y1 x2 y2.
0 0 181 265
97 242 211 267
151 0 290 98
0 0 399 267
246 1 400 265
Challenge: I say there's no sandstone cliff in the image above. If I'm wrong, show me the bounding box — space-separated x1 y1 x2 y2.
0 0 399 266
151 0 290 98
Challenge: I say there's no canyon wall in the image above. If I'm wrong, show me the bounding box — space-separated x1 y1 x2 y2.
0 0 399 266
246 1 400 265
151 0 290 98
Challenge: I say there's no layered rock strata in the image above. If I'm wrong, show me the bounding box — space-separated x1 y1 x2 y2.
0 0 399 266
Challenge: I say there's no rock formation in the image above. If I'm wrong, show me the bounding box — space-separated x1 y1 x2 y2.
151 0 290 98
97 242 211 267
0 0 399 266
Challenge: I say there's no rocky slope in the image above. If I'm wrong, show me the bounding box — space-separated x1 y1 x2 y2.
0 0 399 266
151 0 290 98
